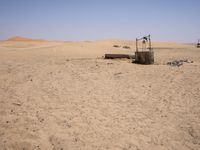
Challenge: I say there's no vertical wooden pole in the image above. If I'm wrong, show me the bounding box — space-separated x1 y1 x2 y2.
149 35 152 51
136 38 138 52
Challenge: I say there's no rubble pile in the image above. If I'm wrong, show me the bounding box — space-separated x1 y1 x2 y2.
167 59 193 67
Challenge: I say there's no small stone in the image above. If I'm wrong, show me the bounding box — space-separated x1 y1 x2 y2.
123 46 131 49
113 45 121 48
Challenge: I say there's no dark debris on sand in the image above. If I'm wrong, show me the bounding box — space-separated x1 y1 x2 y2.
167 59 193 67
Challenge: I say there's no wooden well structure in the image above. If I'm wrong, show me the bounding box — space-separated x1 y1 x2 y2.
134 35 154 64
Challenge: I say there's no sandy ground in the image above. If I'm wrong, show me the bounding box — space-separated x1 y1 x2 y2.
0 38 200 150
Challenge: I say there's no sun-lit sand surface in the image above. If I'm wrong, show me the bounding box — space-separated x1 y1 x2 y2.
0 37 200 150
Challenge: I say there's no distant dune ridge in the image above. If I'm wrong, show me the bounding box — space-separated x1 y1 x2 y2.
6 36 47 42
2 36 193 49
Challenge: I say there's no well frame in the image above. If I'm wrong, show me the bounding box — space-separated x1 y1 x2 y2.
134 35 154 64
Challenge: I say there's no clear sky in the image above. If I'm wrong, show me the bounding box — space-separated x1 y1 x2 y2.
0 0 200 42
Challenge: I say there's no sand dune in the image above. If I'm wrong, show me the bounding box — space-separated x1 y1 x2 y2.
0 38 200 150
7 36 47 42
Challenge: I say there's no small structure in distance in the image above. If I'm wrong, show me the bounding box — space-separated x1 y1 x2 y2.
134 35 154 64
197 39 200 48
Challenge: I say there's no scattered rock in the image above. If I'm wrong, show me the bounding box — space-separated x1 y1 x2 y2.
12 102 22 106
113 45 131 49
114 72 122 76
167 59 193 67
167 60 183 67
39 118 44 123
123 46 131 49
63 120 72 128
113 45 121 48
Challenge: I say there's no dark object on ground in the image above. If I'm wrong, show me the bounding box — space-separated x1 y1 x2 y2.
123 46 131 49
134 35 154 64
197 40 200 48
114 72 122 76
113 45 121 48
105 54 135 59
167 59 193 67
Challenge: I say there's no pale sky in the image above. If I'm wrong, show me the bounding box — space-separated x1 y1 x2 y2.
0 0 200 42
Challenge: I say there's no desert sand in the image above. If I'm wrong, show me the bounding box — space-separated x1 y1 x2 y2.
0 37 200 150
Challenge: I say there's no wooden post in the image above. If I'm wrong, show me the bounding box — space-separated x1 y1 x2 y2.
148 35 152 51
136 38 138 52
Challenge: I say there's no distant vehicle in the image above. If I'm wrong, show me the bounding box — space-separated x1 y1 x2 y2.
197 40 200 48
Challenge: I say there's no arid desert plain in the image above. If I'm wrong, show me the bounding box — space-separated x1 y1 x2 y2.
0 37 200 150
